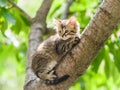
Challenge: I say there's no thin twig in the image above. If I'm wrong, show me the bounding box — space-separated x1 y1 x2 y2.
33 0 53 33
7 0 32 23
61 0 74 19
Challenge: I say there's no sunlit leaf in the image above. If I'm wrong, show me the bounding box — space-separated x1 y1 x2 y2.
47 0 64 19
108 42 120 72
104 46 111 78
91 48 104 72
13 0 18 3
10 9 29 34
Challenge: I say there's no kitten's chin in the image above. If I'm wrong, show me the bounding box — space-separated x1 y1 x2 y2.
62 38 68 40
59 36 68 40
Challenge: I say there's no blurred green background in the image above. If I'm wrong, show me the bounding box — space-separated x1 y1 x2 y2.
0 0 120 90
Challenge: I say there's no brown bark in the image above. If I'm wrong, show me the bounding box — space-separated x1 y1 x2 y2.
24 0 53 89
24 0 120 90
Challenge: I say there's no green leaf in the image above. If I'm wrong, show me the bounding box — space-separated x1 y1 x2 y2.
20 14 30 26
118 36 120 44
104 59 110 78
10 9 29 34
2 8 16 24
91 48 104 72
0 0 7 7
0 18 8 31
13 0 18 3
109 42 120 72
104 45 111 78
0 12 8 33
48 0 64 18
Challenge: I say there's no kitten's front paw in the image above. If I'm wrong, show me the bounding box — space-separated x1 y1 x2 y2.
45 70 58 85
37 69 57 81
45 75 70 85
47 70 57 81
75 37 80 43
73 37 80 46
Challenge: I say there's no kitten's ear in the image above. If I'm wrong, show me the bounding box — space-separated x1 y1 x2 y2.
68 16 77 25
66 16 79 29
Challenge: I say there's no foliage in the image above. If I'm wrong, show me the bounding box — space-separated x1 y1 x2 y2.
0 0 120 90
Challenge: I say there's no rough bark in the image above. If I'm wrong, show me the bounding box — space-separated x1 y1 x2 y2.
24 0 120 90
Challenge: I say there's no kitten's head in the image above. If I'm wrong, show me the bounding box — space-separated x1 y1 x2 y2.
54 16 80 40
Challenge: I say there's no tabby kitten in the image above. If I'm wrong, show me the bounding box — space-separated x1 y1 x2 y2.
32 16 80 85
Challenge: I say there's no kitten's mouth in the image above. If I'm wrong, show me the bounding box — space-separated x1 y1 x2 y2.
62 38 71 41
62 35 75 40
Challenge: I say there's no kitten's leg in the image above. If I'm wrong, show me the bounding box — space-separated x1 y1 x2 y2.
37 70 57 81
32 54 68 85
72 36 81 46
65 36 80 52
56 36 80 55
45 74 69 85
37 60 69 85
37 61 58 82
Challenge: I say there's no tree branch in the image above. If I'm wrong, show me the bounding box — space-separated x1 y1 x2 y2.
24 0 120 89
61 0 74 19
33 0 53 34
24 0 53 89
24 0 120 90
7 0 32 23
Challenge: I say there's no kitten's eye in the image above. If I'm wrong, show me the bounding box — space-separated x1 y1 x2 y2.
65 30 68 33
71 31 76 33
59 31 61 33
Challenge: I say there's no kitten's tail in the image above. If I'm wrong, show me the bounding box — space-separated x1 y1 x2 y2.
45 75 69 85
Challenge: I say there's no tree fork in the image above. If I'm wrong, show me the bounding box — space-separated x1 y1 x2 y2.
24 0 120 90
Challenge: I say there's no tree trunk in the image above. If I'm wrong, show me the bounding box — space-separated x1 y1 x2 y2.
24 0 120 90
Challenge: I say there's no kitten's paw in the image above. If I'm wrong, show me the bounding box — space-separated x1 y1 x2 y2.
75 37 80 43
72 37 80 46
45 75 70 85
47 70 57 81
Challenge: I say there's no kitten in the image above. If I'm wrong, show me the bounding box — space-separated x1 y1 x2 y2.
32 16 80 85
